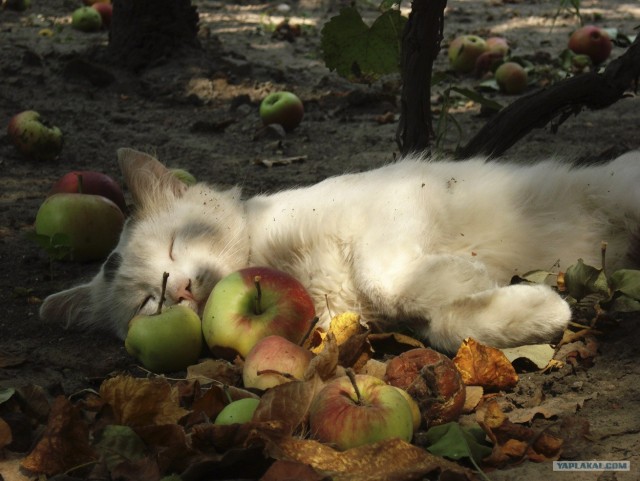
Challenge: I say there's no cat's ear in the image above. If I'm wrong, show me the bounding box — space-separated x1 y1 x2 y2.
40 284 95 331
117 148 188 210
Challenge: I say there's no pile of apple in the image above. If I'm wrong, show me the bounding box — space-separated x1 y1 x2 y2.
124 265 466 451
447 34 528 95
34 170 126 261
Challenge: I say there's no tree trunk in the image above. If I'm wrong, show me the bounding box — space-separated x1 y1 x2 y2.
396 0 448 155
457 34 640 159
108 0 200 71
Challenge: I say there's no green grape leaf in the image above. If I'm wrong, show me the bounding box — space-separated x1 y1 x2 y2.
321 7 406 82
425 422 493 463
564 259 610 301
608 269 640 300
94 425 147 471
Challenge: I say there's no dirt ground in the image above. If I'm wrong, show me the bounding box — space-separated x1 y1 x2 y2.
1 0 639 480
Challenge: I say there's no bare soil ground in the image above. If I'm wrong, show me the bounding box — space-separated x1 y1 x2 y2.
1 1 639 480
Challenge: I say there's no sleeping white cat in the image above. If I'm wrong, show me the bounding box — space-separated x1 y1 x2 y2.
40 148 640 352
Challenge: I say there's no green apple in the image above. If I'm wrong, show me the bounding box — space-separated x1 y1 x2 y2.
214 397 260 425
71 6 103 32
392 386 422 432
308 372 414 451
125 303 203 373
34 193 124 261
495 62 528 95
170 168 197 186
242 335 314 390
568 25 612 64
49 171 127 214
7 110 62 161
202 266 316 359
259 91 304 132
448 35 488 73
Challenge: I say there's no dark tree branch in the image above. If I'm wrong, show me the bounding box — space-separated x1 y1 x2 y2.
396 0 448 155
457 33 640 159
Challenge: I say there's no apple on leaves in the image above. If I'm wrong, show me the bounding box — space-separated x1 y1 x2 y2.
202 267 315 359
259 91 304 132
125 273 204 373
214 397 260 425
568 25 612 64
49 171 127 214
34 192 124 261
7 110 63 161
308 371 414 451
243 335 314 390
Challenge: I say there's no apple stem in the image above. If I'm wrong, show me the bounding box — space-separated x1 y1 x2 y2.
76 173 84 194
345 368 363 405
253 275 262 315
157 272 169 315
299 316 320 347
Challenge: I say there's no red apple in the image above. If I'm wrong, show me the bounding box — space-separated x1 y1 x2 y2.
474 51 504 77
34 193 124 261
448 35 488 73
201 266 316 359
308 372 414 451
486 36 510 56
568 25 612 64
243 335 314 390
495 62 528 95
91 2 112 29
49 171 127 214
7 110 62 161
259 91 304 132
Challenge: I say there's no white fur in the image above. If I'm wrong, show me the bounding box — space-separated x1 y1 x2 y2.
40 149 640 352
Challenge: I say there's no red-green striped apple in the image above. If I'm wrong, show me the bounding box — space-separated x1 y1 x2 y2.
49 171 127 214
202 267 315 359
259 91 304 132
448 35 488 73
308 372 414 451
568 25 612 64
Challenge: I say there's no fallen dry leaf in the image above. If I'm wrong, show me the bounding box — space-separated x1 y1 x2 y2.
367 332 425 356
501 344 555 370
462 386 484 413
21 396 97 476
476 398 563 467
186 358 241 386
256 431 475 481
253 375 325 434
99 375 189 427
453 338 519 391
261 459 325 481
305 331 339 381
506 394 596 424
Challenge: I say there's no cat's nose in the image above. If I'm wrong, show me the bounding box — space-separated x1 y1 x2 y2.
173 280 196 303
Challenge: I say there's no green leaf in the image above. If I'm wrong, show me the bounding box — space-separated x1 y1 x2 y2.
520 269 554 284
605 294 640 313
25 230 73 261
564 259 610 301
94 425 147 471
609 269 640 300
0 387 16 405
425 422 493 463
450 87 503 111
321 7 407 81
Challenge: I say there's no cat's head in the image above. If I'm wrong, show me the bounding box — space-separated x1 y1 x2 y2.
39 148 250 339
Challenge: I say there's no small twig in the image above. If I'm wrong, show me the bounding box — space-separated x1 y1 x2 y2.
254 276 262 315
157 272 169 314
